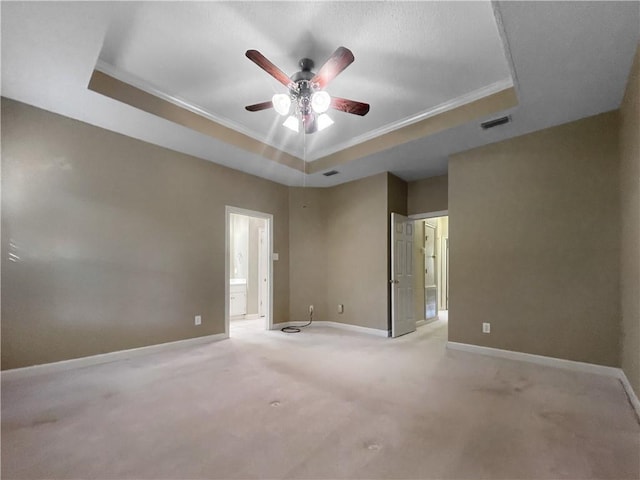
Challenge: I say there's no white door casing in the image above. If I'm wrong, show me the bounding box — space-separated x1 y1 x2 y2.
391 213 416 338
225 206 273 335
424 222 437 319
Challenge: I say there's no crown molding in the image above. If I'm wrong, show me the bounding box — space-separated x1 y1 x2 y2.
308 77 514 162
94 60 302 160
94 60 513 171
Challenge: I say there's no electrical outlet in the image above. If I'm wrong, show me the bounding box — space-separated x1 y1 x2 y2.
482 322 490 333
338 304 344 314
309 305 314 314
195 315 202 326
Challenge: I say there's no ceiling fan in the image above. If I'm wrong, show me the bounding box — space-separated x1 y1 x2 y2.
245 46 370 134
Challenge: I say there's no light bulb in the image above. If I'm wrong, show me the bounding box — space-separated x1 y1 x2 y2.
282 115 299 132
317 113 334 131
272 94 291 116
311 91 331 113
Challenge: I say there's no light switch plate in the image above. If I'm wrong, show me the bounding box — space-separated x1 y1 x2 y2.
273 253 279 261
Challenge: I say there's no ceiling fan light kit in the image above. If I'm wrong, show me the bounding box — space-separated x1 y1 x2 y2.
245 46 370 135
272 93 291 116
316 113 334 131
282 115 299 133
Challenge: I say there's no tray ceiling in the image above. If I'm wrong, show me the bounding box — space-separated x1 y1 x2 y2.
2 1 638 186
95 1 513 163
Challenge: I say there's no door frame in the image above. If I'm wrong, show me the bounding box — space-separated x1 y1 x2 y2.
444 236 450 310
409 209 448 220
225 206 273 335
409 210 449 318
424 221 438 319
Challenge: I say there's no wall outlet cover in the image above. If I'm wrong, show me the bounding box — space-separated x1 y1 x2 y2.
338 304 344 314
482 322 490 333
195 315 202 326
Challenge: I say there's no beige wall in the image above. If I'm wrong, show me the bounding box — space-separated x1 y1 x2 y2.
449 111 620 366
388 174 408 216
288 173 401 332
619 44 640 396
1 99 290 369
288 187 328 323
326 173 390 330
408 175 448 215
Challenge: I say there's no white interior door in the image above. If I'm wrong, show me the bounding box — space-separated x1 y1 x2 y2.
391 213 416 338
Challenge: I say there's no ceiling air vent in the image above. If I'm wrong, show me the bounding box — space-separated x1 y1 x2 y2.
481 115 511 130
323 170 340 177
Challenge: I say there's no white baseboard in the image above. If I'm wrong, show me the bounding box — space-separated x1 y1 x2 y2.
447 342 620 377
618 370 640 420
1 333 228 381
417 317 439 328
272 321 388 337
314 321 389 337
447 341 640 419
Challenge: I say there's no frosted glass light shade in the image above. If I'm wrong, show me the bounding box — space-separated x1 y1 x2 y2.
282 115 299 132
272 94 291 116
311 91 331 113
317 113 334 131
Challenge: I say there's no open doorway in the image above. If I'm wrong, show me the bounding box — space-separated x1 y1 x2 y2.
414 215 449 326
225 207 273 336
390 212 449 337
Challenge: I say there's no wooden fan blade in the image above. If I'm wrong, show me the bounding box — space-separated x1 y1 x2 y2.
330 97 370 116
311 46 355 89
245 100 273 112
246 50 292 89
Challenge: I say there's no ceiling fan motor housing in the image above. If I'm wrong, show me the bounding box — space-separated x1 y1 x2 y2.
290 59 319 116
292 81 314 115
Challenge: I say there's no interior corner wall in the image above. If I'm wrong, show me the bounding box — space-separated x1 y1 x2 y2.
388 173 408 217
408 174 448 215
325 173 389 331
448 111 621 367
1 98 290 369
619 43 640 396
288 173 395 333
288 187 328 323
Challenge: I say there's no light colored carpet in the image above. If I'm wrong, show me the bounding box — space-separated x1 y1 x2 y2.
2 319 639 479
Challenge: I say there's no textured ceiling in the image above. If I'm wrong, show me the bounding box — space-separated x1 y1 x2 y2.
97 1 512 161
1 1 638 187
